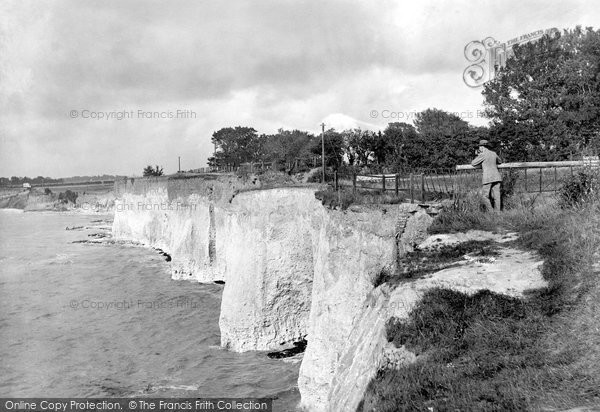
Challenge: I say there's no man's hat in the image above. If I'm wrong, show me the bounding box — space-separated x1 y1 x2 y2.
479 139 490 147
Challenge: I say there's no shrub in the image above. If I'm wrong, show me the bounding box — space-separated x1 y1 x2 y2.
428 191 495 234
501 169 519 208
58 189 78 204
143 165 164 177
314 189 355 210
559 170 597 207
307 169 335 183
44 188 52 195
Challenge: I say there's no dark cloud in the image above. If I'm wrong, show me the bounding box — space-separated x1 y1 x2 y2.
1 0 599 176
34 0 405 112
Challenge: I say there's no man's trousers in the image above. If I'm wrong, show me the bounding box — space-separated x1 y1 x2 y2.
482 181 501 211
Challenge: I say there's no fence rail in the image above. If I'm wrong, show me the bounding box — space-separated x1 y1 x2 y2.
333 160 600 203
175 159 599 203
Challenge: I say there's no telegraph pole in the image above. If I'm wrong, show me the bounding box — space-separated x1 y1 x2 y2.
321 122 325 182
178 156 181 173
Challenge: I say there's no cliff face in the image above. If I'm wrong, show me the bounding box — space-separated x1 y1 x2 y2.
112 188 217 281
0 191 30 209
0 188 114 212
110 176 444 410
219 188 322 351
322 245 546 412
298 203 432 411
112 175 260 282
113 176 549 411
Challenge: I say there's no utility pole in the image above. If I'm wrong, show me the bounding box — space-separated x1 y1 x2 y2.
321 122 325 182
178 156 181 173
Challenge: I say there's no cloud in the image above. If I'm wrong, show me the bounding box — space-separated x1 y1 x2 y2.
1 0 599 176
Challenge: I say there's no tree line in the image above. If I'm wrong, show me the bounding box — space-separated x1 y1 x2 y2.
207 110 489 173
0 176 63 186
207 27 599 174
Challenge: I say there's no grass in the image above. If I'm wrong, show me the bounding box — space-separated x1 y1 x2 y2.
360 192 600 411
315 188 406 210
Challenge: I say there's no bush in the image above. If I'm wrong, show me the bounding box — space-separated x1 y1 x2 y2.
428 191 495 234
501 169 519 207
143 165 164 177
559 170 598 207
307 169 335 183
58 190 78 204
314 189 355 210
44 188 52 195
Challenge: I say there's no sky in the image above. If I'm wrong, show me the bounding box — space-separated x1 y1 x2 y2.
1 0 599 177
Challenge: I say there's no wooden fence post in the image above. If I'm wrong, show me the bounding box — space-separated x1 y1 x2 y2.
334 171 338 191
352 173 357 194
539 167 542 193
554 167 557 192
394 174 399 196
524 168 528 192
452 173 456 201
421 174 425 202
382 174 386 192
410 174 414 203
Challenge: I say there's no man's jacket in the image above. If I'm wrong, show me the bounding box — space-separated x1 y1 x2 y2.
471 148 502 184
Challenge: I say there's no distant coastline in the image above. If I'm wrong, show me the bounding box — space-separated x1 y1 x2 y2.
0 183 115 213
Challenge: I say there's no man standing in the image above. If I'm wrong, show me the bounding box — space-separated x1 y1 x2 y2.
471 139 503 211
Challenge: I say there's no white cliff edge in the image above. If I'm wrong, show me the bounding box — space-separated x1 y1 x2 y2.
112 178 547 412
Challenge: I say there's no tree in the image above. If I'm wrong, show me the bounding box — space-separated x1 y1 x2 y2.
371 130 393 167
311 129 344 169
341 129 376 167
483 27 600 161
211 126 261 167
143 165 164 177
412 109 476 169
382 122 420 170
260 129 317 168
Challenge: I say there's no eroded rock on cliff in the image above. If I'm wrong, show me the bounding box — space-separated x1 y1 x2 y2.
218 188 322 351
301 232 547 412
112 175 260 283
298 204 433 411
112 176 548 412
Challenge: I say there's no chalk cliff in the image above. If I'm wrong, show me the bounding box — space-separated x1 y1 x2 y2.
316 244 546 412
0 188 114 212
219 188 322 351
297 203 432 411
112 175 260 282
112 175 546 412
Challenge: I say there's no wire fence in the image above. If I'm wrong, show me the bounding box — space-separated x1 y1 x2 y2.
180 157 599 204
332 161 600 203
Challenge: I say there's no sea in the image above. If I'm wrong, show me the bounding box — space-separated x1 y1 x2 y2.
0 210 301 410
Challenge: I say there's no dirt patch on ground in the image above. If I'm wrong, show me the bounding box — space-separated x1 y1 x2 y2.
381 230 546 296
